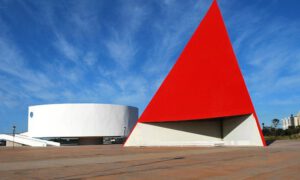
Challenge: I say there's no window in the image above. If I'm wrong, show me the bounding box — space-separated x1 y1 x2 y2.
30 112 34 118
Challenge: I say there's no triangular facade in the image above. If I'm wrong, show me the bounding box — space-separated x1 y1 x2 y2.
125 0 266 147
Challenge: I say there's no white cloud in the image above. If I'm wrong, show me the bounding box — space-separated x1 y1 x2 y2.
105 2 148 69
0 36 58 105
239 23 300 98
54 35 79 62
1 0 299 126
0 38 25 77
113 75 148 107
83 52 97 66
219 1 300 118
106 35 137 69
142 0 210 76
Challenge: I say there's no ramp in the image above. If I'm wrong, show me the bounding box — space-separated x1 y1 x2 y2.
0 134 60 147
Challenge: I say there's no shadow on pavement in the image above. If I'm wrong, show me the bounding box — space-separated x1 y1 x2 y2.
266 139 276 146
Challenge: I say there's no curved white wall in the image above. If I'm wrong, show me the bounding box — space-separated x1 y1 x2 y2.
27 104 138 138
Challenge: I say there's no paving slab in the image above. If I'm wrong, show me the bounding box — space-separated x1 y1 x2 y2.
0 140 299 179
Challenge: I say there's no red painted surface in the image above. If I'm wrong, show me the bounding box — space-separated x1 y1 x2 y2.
140 0 254 123
128 0 266 146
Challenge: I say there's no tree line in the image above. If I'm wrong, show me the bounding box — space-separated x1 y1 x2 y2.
262 118 300 137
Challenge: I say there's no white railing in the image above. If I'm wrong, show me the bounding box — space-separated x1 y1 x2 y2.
0 134 60 147
16 134 60 146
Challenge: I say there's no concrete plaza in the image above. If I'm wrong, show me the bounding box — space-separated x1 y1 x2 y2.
0 140 299 179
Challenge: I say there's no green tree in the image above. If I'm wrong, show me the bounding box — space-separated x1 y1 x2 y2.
272 119 280 129
272 118 280 136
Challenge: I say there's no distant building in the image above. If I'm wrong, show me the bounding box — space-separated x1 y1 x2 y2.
282 112 300 130
0 104 138 147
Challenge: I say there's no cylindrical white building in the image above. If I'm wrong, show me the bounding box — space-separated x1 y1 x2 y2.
27 104 138 141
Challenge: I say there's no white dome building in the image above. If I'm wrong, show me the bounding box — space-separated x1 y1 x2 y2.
27 104 138 145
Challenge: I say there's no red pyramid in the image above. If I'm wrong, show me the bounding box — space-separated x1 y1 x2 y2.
126 0 266 147
141 0 254 122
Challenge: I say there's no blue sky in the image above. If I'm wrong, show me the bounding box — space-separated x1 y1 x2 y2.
0 0 299 133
